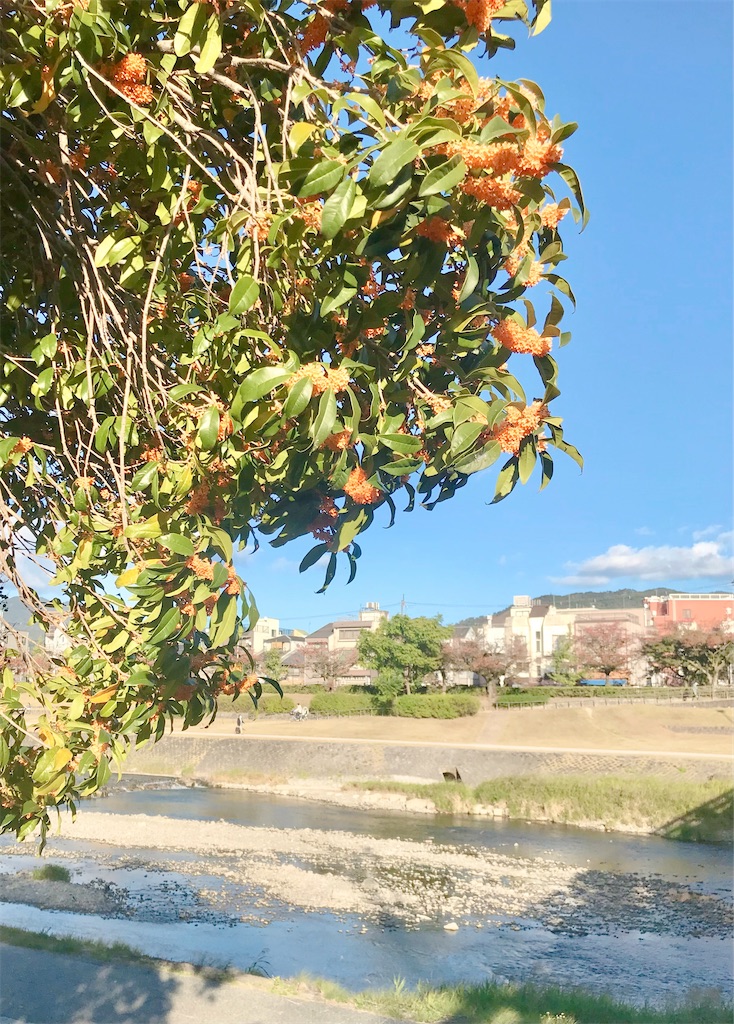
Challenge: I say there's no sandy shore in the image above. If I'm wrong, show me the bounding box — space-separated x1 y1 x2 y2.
1 809 731 941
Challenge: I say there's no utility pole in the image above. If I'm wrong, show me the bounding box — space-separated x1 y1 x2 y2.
400 594 406 615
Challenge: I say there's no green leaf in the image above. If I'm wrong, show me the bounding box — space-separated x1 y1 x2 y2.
235 366 292 406
369 138 419 190
229 275 259 314
345 91 386 128
518 439 536 484
317 552 338 594
158 533 195 557
147 607 182 646
491 458 519 504
336 508 370 551
418 155 467 197
427 50 479 94
297 159 344 199
453 442 501 475
210 594 238 648
194 15 222 74
320 178 356 239
300 543 329 572
174 1 208 56
450 421 483 457
311 389 337 448
532 0 552 35
282 376 313 418
378 434 424 454
556 163 588 227
539 451 554 491
197 406 220 451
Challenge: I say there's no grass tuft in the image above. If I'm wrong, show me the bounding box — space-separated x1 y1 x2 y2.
31 864 71 882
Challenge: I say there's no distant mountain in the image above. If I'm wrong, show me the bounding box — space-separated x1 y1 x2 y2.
533 587 677 610
1 596 45 645
452 588 677 626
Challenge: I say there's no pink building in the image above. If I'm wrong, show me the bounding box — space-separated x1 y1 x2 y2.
645 593 734 634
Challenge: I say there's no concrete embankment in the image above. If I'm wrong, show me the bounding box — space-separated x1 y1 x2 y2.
125 732 732 784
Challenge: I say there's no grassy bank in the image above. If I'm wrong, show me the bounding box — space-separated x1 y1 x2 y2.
349 776 734 843
274 973 732 1024
0 928 728 1024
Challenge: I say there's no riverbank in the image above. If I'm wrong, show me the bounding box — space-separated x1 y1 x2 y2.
0 929 731 1024
169 772 733 844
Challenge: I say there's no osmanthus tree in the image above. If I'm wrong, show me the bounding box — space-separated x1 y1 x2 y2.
0 0 584 840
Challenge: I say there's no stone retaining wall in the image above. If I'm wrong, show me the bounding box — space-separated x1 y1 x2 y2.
125 734 731 784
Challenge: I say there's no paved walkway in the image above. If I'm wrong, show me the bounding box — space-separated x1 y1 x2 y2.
0 945 401 1024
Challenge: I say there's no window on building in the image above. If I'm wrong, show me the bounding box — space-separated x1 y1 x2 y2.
683 610 692 620
339 629 362 641
535 631 542 653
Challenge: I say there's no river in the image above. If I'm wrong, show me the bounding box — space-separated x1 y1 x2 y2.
0 779 731 1007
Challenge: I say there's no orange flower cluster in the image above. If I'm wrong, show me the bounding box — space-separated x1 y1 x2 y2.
491 319 552 356
415 343 435 359
424 392 451 414
361 326 384 340
299 13 328 53
491 401 548 455
244 212 272 242
320 496 340 518
323 430 353 451
344 466 382 505
442 139 519 174
178 272 195 292
225 565 240 595
416 217 465 248
460 176 521 211
400 288 417 310
69 144 90 171
289 362 350 395
74 476 94 490
434 77 494 124
111 52 153 105
185 555 215 580
518 136 563 178
10 437 33 456
504 245 543 286
294 201 322 231
539 203 569 229
455 0 505 32
217 411 234 441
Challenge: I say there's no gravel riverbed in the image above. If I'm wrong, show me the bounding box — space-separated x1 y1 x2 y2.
1 810 731 941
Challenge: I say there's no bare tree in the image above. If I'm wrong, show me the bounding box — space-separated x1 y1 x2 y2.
304 644 356 691
575 623 636 683
444 635 529 698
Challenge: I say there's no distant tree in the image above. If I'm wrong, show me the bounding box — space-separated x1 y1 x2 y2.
547 634 583 686
304 644 356 692
575 623 635 683
642 628 734 688
358 615 452 695
444 635 528 697
259 648 287 686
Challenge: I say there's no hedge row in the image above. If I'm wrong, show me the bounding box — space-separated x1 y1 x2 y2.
308 692 480 719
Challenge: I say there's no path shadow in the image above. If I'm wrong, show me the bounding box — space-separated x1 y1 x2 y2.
656 789 734 844
0 942 232 1023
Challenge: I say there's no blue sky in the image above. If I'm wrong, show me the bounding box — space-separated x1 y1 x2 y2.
236 0 733 631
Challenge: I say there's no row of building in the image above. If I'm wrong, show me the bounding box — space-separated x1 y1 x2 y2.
244 593 734 688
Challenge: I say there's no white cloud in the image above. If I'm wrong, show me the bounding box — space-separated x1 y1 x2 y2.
555 531 734 586
634 526 654 537
692 524 724 542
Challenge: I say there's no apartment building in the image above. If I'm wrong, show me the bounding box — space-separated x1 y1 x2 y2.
645 593 734 634
481 596 649 685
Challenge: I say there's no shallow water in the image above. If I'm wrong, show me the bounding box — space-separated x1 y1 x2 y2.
1 782 732 1006
99 780 734 890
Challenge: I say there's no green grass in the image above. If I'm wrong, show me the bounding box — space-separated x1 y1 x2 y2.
2 928 726 1024
31 864 71 882
350 776 734 843
272 973 733 1024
